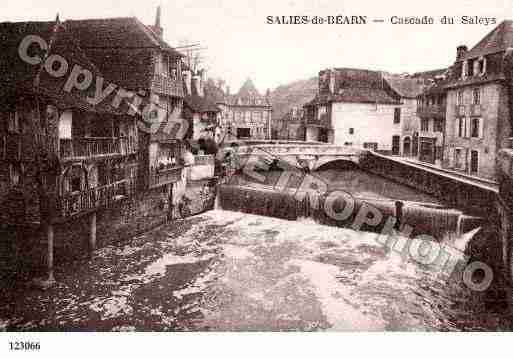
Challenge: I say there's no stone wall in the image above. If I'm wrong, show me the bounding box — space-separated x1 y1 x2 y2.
360 152 498 216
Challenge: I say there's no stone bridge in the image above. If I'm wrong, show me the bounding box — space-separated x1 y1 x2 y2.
224 143 364 171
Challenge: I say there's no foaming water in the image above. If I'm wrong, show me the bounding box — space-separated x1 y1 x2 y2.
191 210 511 331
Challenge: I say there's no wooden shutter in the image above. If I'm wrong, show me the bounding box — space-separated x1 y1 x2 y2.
478 118 484 138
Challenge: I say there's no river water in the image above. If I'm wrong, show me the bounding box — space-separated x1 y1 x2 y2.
175 209 510 331
1 168 510 331
192 167 511 331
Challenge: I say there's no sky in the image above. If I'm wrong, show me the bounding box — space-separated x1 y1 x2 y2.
3 0 513 93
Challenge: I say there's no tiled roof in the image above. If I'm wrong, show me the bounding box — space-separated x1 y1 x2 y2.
462 20 513 60
307 88 400 105
308 68 400 105
0 20 118 113
384 76 426 98
66 17 183 90
229 78 271 106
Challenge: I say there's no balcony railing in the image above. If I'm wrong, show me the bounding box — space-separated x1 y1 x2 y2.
58 179 134 217
149 166 184 188
151 75 184 98
60 137 136 160
417 104 446 118
305 114 331 128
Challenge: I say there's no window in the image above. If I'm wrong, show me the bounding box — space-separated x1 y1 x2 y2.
470 150 479 173
236 127 250 139
462 61 468 79
457 90 464 105
477 57 486 75
434 119 444 132
348 128 354 135
421 118 429 132
363 142 378 151
344 142 353 146
394 108 401 124
403 137 411 156
470 118 483 138
457 118 465 137
9 164 20 186
7 111 19 133
473 88 480 105
392 135 400 155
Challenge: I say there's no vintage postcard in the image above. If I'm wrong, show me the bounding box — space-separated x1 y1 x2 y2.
0 0 513 356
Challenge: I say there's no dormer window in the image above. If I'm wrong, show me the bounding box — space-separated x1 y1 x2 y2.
462 61 468 79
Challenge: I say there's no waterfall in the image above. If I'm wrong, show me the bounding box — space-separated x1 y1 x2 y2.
217 184 483 242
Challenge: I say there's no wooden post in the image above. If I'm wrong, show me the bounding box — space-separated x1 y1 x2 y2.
46 223 55 283
89 211 97 252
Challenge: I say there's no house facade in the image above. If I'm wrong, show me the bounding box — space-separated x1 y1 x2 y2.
304 68 425 154
219 79 273 141
415 72 448 165
442 21 513 180
274 107 305 140
0 9 197 282
67 10 187 193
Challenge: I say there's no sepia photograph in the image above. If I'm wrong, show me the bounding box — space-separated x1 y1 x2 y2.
1 0 513 356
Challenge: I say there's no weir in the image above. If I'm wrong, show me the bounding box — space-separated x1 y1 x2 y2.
217 184 483 243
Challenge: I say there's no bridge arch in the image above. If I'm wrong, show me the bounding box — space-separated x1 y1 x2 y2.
313 158 361 172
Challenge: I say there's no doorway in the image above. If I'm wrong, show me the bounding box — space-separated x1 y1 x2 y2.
470 150 479 174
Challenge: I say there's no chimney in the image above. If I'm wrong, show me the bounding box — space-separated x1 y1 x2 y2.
457 45 468 60
153 5 163 38
183 70 192 96
226 86 230 96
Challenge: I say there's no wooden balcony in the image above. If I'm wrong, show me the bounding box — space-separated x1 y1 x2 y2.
417 104 446 119
58 179 135 218
305 114 332 128
60 137 137 161
151 75 184 98
149 166 184 188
